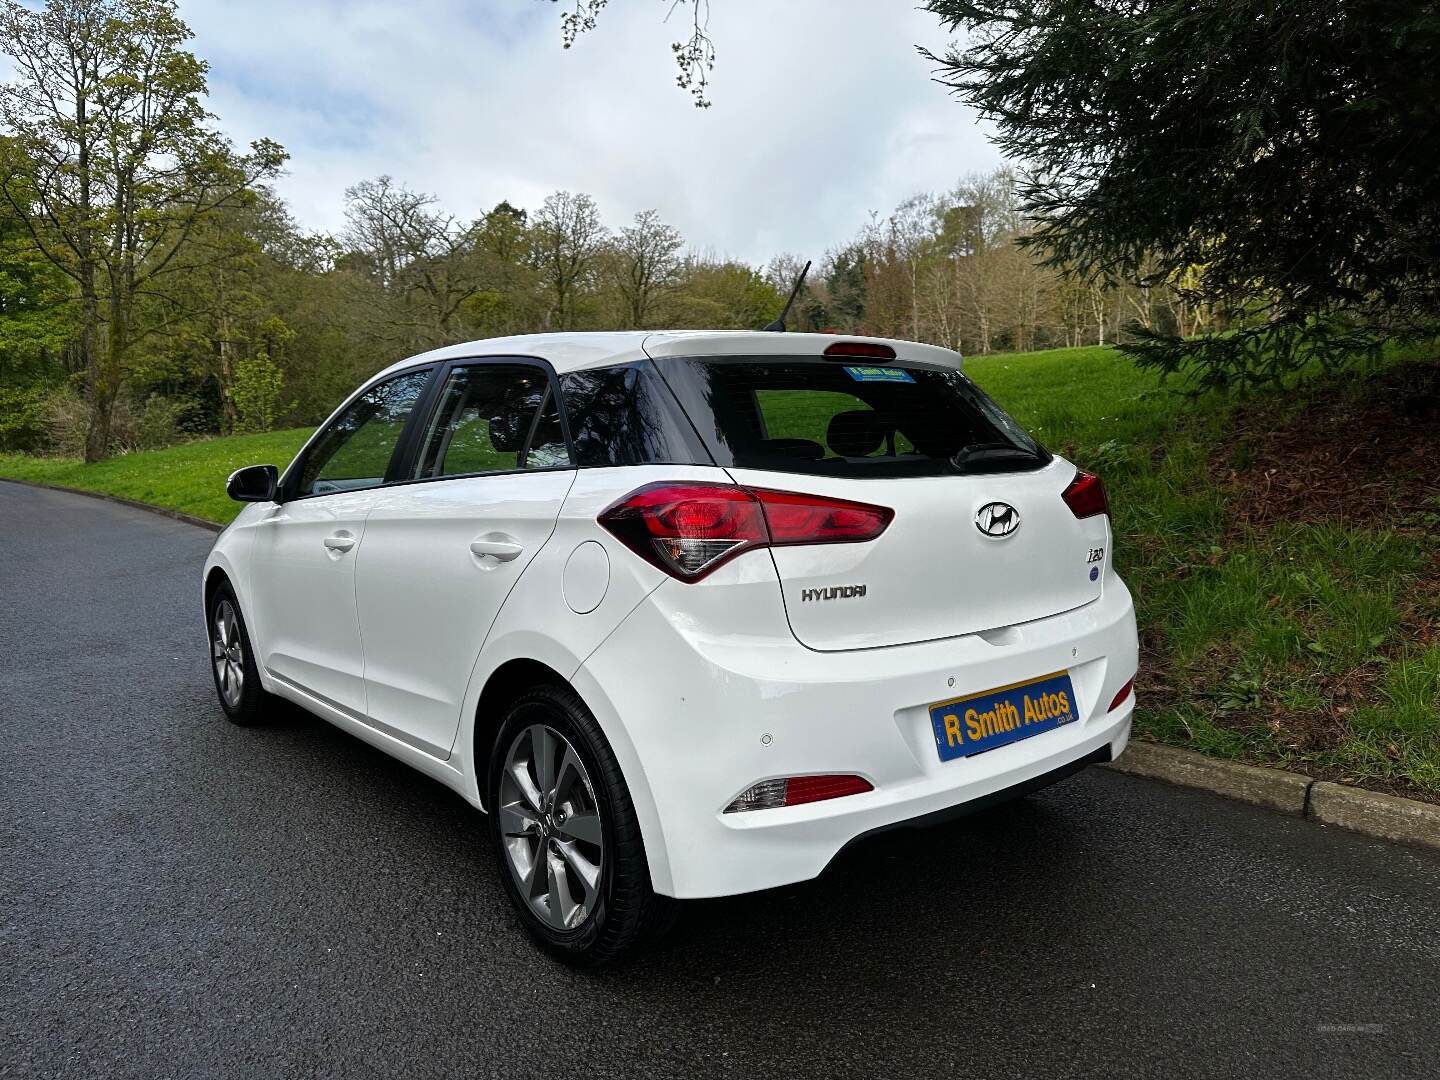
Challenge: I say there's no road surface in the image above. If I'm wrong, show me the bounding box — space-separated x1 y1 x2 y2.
2 481 1437 1079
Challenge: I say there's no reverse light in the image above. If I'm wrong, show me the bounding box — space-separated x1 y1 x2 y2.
1108 677 1135 712
724 774 874 813
1062 468 1110 519
823 341 897 360
598 482 893 582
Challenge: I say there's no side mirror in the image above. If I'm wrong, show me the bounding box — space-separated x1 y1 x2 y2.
227 464 279 503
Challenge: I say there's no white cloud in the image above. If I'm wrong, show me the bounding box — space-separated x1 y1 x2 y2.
185 0 1003 264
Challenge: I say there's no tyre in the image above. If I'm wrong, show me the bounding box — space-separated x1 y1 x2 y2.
487 683 675 966
207 583 272 726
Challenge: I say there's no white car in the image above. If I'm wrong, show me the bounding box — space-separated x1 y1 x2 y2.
205 331 1138 964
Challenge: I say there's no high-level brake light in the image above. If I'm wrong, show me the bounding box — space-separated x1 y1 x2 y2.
598 482 893 582
823 341 897 360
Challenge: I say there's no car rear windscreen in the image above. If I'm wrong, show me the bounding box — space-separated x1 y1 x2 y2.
657 357 1049 478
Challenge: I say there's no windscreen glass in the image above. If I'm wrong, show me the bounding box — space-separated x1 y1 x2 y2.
659 357 1048 477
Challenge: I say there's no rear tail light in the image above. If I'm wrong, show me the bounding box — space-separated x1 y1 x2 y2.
1108 676 1135 712
1062 468 1109 519
725 774 873 813
598 482 893 582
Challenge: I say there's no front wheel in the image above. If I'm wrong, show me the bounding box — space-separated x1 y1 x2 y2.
207 584 272 726
487 683 674 966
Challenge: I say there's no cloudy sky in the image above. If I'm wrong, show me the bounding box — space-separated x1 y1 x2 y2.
182 0 1002 265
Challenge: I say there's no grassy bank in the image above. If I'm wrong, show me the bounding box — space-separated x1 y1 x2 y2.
0 427 310 524
2 344 1435 800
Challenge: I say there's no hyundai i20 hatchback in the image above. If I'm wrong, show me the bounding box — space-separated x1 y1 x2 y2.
205 331 1138 964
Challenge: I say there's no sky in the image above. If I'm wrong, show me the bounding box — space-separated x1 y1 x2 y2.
181 0 1003 266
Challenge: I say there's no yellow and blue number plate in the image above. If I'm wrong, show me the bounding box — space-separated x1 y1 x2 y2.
929 671 1079 761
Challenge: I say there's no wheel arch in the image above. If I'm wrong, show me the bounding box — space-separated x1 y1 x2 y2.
472 657 570 801
464 649 674 896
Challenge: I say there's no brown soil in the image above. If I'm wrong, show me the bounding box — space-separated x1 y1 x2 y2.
1210 360 1440 531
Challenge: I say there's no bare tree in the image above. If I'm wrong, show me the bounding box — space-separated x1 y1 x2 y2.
342 175 482 348
532 190 606 331
606 209 683 329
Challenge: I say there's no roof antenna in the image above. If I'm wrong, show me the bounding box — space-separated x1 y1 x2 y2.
764 259 811 332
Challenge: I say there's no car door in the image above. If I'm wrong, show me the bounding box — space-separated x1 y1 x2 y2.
249 367 435 715
353 360 576 757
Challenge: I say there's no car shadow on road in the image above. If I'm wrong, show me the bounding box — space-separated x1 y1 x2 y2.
229 697 1110 948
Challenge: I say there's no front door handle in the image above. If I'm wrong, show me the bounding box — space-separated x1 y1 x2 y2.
469 538 523 562
323 535 357 553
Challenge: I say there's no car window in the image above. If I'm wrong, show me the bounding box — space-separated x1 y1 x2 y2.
660 357 1047 478
298 369 432 497
559 361 711 468
413 364 571 479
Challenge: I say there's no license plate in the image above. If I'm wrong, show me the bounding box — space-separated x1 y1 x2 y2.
929 671 1079 761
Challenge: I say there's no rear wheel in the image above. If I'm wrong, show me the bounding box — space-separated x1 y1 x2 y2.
487 683 673 966
207 584 271 726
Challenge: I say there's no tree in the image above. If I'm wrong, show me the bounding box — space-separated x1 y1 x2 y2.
606 209 683 329
342 175 484 350
532 190 606 331
0 0 285 459
923 0 1440 389
548 0 716 107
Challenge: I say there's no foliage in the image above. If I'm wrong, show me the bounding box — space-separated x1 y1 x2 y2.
549 0 715 107
923 0 1440 387
232 351 285 433
0 0 285 459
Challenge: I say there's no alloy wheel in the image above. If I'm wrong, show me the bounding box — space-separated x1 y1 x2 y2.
498 723 605 931
212 600 245 708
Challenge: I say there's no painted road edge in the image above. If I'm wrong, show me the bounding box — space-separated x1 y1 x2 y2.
1108 741 1440 852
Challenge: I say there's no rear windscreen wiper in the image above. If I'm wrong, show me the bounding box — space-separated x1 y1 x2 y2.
950 442 1044 474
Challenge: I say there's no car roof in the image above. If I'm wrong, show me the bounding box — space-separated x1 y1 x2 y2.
372 331 963 381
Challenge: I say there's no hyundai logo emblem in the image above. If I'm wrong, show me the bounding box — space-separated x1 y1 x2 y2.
975 501 1020 538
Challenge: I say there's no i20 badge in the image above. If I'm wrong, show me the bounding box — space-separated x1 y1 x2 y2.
974 501 1020 538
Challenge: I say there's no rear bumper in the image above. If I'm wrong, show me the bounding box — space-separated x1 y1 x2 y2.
574 564 1139 899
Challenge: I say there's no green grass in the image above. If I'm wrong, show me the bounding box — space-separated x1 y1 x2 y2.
0 428 311 524
1 343 1435 799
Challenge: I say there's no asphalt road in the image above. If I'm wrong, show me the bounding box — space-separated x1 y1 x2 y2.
2 480 1438 1080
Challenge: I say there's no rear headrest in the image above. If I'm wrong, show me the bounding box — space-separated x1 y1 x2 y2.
827 410 885 458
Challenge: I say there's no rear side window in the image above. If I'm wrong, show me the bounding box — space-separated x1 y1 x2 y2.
659 357 1049 478
559 361 710 468
413 364 570 478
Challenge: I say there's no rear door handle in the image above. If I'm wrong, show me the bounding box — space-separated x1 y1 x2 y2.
323 535 357 553
469 538 523 562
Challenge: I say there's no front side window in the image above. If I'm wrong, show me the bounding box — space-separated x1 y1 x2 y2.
298 368 432 496
413 364 571 479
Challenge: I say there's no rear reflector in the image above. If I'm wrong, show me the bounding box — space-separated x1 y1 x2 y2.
823 341 897 360
1108 677 1135 712
724 774 874 813
599 481 893 582
1062 468 1110 519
